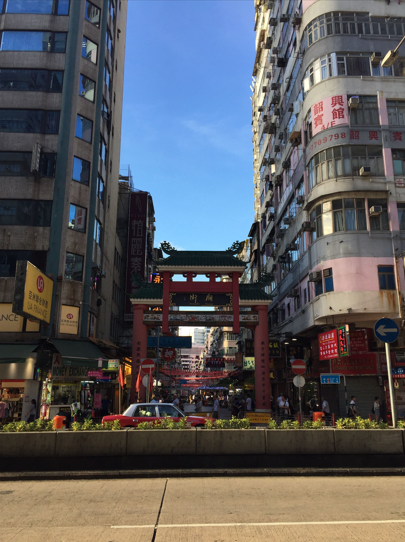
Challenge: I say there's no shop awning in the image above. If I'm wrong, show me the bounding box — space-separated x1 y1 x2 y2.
0 344 38 364
50 339 109 368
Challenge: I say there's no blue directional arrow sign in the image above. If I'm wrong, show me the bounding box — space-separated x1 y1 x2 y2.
374 318 399 344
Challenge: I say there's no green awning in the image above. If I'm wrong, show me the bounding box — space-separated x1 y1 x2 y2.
50 339 109 368
0 344 38 364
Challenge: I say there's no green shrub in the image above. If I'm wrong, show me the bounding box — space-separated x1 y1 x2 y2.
312 419 324 429
268 419 278 429
303 420 313 429
397 420 405 429
112 419 122 431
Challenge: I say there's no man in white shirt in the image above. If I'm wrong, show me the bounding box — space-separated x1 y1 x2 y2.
213 395 219 419
246 396 252 411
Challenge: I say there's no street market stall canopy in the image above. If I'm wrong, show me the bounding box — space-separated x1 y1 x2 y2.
50 339 110 368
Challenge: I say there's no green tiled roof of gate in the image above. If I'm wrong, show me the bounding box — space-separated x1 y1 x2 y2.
130 284 163 300
157 251 247 268
239 284 273 301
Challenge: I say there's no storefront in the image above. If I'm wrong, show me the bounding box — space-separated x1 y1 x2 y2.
40 340 120 420
0 344 40 422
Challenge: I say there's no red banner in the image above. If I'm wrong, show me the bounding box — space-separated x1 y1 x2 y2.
319 330 338 361
331 353 378 375
125 192 148 321
349 329 370 354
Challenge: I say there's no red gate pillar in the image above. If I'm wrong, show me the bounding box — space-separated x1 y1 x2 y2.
253 305 271 411
130 304 148 403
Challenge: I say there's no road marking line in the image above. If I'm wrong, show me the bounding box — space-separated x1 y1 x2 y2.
112 519 405 529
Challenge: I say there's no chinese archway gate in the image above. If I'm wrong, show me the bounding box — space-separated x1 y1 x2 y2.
130 242 273 411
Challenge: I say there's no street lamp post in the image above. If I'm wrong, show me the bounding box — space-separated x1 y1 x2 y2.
381 35 405 68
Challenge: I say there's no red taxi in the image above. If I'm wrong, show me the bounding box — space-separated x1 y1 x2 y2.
102 403 214 428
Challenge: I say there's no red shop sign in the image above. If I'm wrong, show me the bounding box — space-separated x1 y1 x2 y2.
331 353 378 375
318 330 338 361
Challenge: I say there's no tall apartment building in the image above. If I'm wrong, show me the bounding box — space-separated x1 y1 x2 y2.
251 0 405 416
0 0 128 416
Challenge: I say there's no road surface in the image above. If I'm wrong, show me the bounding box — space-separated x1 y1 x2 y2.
2 476 405 541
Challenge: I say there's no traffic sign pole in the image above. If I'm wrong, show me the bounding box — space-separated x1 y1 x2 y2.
385 341 397 427
298 379 302 426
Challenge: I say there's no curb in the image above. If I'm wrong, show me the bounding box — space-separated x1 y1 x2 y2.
1 467 405 480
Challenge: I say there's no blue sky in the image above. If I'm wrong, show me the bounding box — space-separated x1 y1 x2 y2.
120 0 255 251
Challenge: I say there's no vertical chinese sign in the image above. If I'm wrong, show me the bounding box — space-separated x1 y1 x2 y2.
125 192 148 321
311 94 349 136
318 330 338 361
337 326 350 357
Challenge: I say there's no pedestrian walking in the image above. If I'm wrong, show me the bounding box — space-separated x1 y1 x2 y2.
348 396 359 418
212 395 219 420
195 397 202 412
26 399 36 422
172 395 180 408
372 396 380 423
322 397 331 425
245 395 252 412
309 395 318 414
279 395 289 420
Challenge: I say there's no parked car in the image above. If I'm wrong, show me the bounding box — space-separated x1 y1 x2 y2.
102 403 214 428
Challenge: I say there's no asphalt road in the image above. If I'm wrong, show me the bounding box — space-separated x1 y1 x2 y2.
2 476 405 541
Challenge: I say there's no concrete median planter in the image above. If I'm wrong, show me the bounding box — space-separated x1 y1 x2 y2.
266 429 335 455
0 432 57 458
127 429 196 455
196 429 266 455
334 429 404 454
55 430 128 457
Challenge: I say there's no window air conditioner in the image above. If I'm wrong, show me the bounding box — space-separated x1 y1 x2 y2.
271 82 279 90
308 271 322 282
283 217 292 225
266 71 272 79
258 106 265 112
274 144 281 152
360 166 371 176
280 14 289 22
264 174 270 183
293 101 301 115
269 157 275 165
262 86 268 93
296 195 305 205
289 288 300 297
288 104 294 112
282 160 290 169
369 205 383 217
292 13 302 25
348 96 359 109
269 18 278 26
272 47 279 54
277 57 287 68
287 243 298 251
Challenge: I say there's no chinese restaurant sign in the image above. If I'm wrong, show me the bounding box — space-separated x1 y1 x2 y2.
311 94 349 136
338 326 350 357
125 192 148 321
13 261 53 324
349 329 370 354
245 339 254 357
332 353 378 375
318 330 338 361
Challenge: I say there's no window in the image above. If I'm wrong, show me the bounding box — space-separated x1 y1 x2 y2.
0 151 31 176
134 405 157 417
304 287 307 304
106 29 114 60
0 250 47 277
308 146 384 189
369 199 389 231
65 252 84 281
109 0 114 20
159 405 179 417
0 69 63 92
94 218 102 246
349 96 379 126
79 74 95 102
378 266 396 290
315 279 323 296
307 282 311 302
68 204 87 233
72 156 90 185
0 200 52 226
310 199 367 239
82 36 98 64
75 115 92 142
324 269 334 292
398 203 405 231
99 137 107 162
388 101 405 126
3 0 69 14
0 110 59 134
338 55 371 77
85 1 100 27
393 149 405 176
97 176 104 203
0 31 67 52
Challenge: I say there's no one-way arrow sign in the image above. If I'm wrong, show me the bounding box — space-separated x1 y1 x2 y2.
374 318 399 343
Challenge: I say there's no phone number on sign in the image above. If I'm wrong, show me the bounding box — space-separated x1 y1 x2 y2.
308 132 348 154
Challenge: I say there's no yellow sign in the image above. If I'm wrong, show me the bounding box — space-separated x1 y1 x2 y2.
26 319 40 332
16 261 53 323
60 305 79 335
0 303 23 332
246 412 271 423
